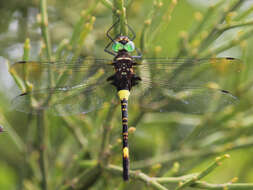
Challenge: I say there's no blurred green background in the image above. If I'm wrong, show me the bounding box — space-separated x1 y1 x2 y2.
1 0 253 189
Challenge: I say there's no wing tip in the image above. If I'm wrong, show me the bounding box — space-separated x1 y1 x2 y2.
224 57 242 63
225 57 235 60
16 61 27 64
20 92 28 96
220 89 239 101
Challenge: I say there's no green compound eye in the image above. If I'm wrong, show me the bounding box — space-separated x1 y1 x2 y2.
124 41 135 52
112 42 124 52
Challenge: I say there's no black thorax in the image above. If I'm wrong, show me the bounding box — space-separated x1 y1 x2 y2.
107 50 141 91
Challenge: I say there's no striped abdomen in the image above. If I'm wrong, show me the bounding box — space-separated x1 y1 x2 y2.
118 90 130 181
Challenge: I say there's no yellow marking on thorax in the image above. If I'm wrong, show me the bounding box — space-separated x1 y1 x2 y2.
116 57 132 61
123 147 129 158
118 90 130 100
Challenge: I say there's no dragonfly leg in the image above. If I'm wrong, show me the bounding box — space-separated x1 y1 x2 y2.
132 47 142 59
104 40 117 56
106 18 120 42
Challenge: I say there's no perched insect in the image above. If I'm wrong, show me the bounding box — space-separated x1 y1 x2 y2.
10 21 243 181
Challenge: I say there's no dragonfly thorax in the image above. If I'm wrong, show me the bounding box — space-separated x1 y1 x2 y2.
107 52 141 91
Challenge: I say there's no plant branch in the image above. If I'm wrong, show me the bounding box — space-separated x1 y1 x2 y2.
37 111 48 190
39 0 52 59
62 164 102 190
192 181 253 190
100 0 113 9
202 28 253 57
132 136 253 169
113 0 127 36
99 103 118 165
197 0 245 54
154 175 253 189
105 165 169 190
175 154 230 190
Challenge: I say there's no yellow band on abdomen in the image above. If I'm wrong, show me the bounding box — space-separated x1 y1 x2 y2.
123 147 129 158
118 90 130 100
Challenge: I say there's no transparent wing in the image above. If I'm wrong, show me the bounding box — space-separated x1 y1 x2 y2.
10 57 113 89
130 57 242 114
10 57 116 115
11 82 116 115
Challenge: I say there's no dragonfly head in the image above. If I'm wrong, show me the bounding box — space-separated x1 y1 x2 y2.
112 36 135 53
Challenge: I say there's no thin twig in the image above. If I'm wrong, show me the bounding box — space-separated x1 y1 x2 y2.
99 103 118 164
106 165 169 190
154 175 253 189
100 0 113 9
175 154 230 190
37 1 51 189
39 0 52 59
197 0 245 54
133 136 253 169
37 111 48 190
202 28 253 57
113 0 128 36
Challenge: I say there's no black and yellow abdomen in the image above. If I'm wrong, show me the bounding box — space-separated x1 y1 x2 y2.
118 89 130 181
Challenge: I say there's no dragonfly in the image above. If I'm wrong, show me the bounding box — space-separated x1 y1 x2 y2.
10 21 242 181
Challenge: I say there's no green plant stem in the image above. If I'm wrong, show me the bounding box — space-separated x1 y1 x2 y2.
37 111 48 190
100 0 113 9
234 5 253 21
22 38 30 61
106 164 253 189
70 1 99 51
62 164 102 190
153 173 199 183
8 38 31 93
202 28 253 57
40 0 52 59
155 176 253 189
140 0 160 52
0 112 25 153
106 165 169 190
175 154 229 190
132 136 253 169
22 38 32 91
217 20 253 31
61 116 88 148
130 110 145 127
149 0 178 45
192 181 253 190
188 0 225 43
55 39 69 60
74 16 96 57
113 0 127 36
38 2 50 190
99 103 118 165
197 0 245 54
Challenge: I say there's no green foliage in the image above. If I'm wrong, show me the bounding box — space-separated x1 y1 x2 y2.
1 0 253 189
